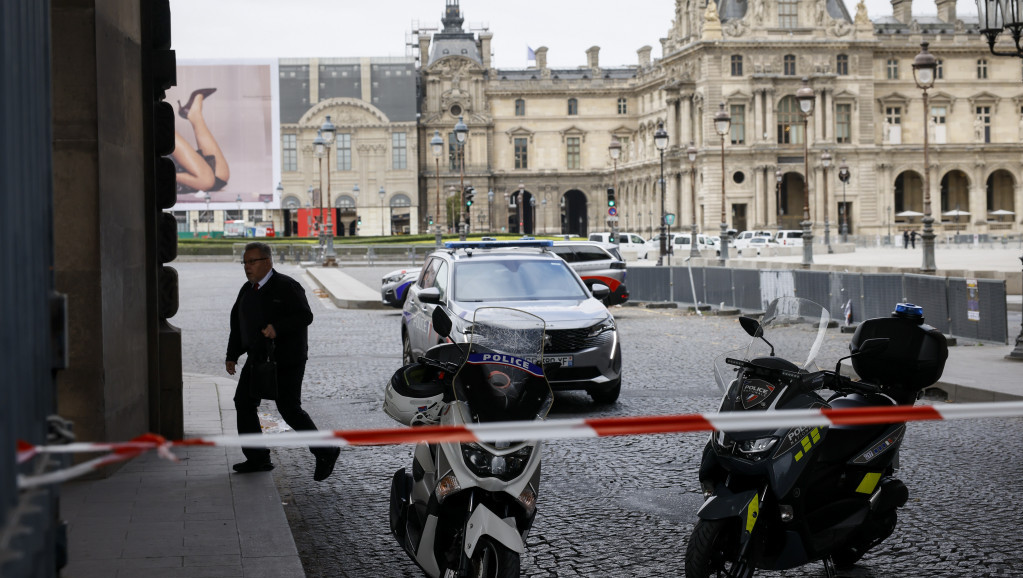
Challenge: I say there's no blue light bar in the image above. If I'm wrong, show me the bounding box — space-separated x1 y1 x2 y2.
894 302 924 317
445 240 553 250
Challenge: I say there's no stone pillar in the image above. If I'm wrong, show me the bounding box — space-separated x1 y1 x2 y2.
765 89 775 143
891 0 913 24
681 94 693 145
936 0 956 22
419 36 431 66
753 90 763 143
479 33 492 69
638 46 652 68
586 46 600 71
534 46 548 72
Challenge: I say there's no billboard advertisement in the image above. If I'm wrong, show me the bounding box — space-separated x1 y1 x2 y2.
169 61 279 210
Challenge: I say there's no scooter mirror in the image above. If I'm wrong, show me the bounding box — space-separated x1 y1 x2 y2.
738 316 762 337
432 306 453 339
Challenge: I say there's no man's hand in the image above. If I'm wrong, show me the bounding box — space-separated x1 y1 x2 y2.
226 360 236 375
261 324 277 339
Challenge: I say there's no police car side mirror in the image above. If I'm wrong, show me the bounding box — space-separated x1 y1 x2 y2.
431 306 453 339
590 283 610 300
419 287 442 305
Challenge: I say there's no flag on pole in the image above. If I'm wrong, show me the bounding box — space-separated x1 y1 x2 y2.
527 46 536 61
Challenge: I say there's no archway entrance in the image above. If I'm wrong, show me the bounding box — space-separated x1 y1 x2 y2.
987 169 1016 223
562 189 588 237
778 173 805 230
283 196 301 237
940 170 970 225
894 170 923 227
508 190 534 234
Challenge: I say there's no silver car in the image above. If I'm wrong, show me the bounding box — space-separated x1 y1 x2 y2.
401 241 623 403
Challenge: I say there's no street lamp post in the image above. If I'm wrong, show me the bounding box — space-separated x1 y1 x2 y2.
530 197 536 236
313 129 326 252
821 150 833 254
274 182 283 235
714 103 731 263
454 116 469 241
687 142 699 260
517 182 525 235
913 41 938 272
488 189 494 233
204 192 211 237
236 194 243 237
838 160 851 243
775 169 783 236
654 121 668 266
379 186 387 236
541 196 547 235
431 130 444 246
609 136 621 244
319 116 336 263
796 78 816 268
352 184 359 236
977 0 1023 57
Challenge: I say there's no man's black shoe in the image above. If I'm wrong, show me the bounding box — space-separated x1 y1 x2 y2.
232 460 274 474
314 448 341 481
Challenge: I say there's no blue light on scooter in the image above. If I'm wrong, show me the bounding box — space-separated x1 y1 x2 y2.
893 303 923 318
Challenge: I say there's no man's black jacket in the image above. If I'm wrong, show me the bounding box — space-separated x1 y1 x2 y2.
226 269 313 367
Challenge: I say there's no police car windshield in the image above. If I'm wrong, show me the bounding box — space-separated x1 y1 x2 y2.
453 260 588 302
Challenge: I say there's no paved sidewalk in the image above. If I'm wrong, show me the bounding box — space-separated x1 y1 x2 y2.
60 374 304 578
305 266 385 310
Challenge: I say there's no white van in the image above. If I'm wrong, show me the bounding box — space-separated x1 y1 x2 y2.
775 230 804 246
732 230 775 250
589 232 649 259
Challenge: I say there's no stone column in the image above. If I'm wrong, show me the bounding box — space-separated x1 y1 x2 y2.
765 89 775 143
753 90 763 143
681 94 693 145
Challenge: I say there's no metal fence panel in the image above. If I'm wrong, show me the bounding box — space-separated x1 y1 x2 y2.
794 270 831 309
670 266 704 305
705 268 734 308
830 273 864 325
628 267 672 302
861 274 906 320
948 278 1008 343
903 274 950 334
759 270 796 310
733 269 762 311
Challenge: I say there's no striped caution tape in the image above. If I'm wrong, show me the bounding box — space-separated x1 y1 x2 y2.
16 401 1023 489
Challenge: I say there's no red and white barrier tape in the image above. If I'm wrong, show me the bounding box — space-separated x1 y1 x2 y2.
17 401 1023 489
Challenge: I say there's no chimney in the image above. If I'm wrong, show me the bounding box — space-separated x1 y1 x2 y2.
637 46 652 68
479 32 492 69
586 46 600 70
419 35 431 66
534 46 548 71
891 0 912 23
935 0 956 22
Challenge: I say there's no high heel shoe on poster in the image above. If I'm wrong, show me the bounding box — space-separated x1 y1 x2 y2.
177 88 217 119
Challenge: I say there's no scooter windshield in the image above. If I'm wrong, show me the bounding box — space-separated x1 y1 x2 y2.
713 297 831 392
454 307 554 423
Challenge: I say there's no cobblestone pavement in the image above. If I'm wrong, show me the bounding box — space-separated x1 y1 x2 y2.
175 262 1023 578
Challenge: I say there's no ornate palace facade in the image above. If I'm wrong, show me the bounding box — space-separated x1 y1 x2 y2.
417 0 1023 241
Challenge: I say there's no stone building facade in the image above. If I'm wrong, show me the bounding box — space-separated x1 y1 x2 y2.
417 0 1023 243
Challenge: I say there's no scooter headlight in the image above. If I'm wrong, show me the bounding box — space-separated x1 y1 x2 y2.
461 443 533 481
736 437 778 459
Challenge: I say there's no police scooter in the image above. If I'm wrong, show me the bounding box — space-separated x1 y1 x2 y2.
385 306 553 578
686 298 947 577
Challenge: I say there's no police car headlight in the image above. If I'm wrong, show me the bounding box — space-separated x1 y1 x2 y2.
588 316 616 337
383 271 406 284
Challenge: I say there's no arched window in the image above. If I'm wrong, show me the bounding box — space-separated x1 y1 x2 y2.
777 96 804 145
784 55 796 76
390 194 412 208
336 195 355 209
515 98 525 116
567 98 578 116
283 196 301 210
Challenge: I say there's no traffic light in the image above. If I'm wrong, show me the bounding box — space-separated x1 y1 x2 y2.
428 215 434 226
608 231 616 244
607 187 616 208
357 215 362 225
464 187 475 208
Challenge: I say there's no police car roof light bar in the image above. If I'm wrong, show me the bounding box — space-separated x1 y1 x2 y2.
444 240 554 250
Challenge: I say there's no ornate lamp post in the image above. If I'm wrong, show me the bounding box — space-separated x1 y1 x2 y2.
236 194 243 238
320 116 336 261
775 169 783 236
530 197 537 236
488 189 494 233
821 150 833 254
609 136 621 243
977 0 1023 57
838 160 851 243
541 196 548 235
379 186 387 236
312 129 326 249
352 184 359 236
654 121 669 266
913 41 938 272
517 181 525 235
431 130 444 246
274 182 283 234
796 77 816 268
713 103 731 263
687 142 699 259
204 191 211 237
454 116 469 240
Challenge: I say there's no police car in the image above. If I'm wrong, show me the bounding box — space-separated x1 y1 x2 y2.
400 240 623 404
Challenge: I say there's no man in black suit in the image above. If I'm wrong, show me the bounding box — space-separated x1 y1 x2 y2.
226 242 340 481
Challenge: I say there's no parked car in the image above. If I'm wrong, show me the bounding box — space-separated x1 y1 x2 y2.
588 232 649 259
401 240 623 403
550 240 629 306
745 236 779 256
732 230 775 250
671 233 716 253
776 229 805 246
381 268 418 308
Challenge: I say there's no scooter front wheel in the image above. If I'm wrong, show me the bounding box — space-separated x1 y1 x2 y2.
466 536 520 578
685 519 755 578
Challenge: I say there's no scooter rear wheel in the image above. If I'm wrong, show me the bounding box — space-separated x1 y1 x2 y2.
466 536 520 578
685 519 755 578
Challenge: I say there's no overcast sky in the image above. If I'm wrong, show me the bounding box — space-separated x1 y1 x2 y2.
170 0 980 68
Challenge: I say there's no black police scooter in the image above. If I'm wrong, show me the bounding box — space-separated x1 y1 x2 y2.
686 297 947 577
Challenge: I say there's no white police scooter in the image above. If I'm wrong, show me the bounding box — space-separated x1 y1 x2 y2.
384 306 553 578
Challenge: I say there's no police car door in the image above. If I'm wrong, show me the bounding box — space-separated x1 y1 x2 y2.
408 257 441 358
